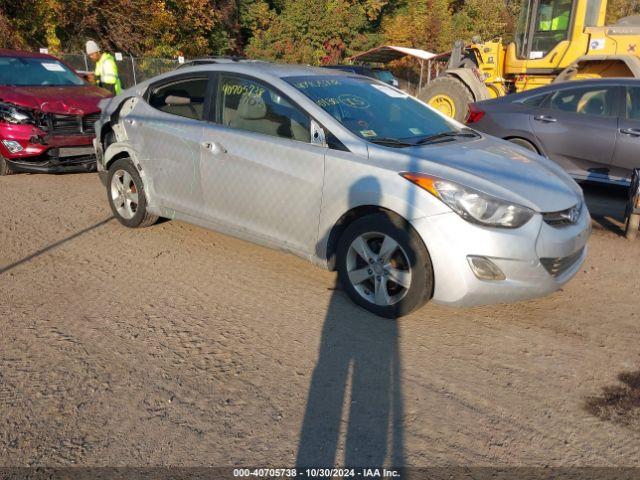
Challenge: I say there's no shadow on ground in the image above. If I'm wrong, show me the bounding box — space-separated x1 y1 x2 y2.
295 283 405 467
585 370 640 430
0 217 114 275
580 182 628 236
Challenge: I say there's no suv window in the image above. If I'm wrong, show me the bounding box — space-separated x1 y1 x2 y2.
547 86 616 117
626 87 640 121
148 77 208 120
218 75 311 142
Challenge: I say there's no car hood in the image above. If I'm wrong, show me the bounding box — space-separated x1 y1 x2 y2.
371 135 583 213
0 85 110 115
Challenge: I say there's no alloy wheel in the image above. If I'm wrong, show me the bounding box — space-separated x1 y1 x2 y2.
110 169 139 220
346 232 412 306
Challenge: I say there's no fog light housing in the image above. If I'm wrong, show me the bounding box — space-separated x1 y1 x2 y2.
2 140 23 153
467 255 506 281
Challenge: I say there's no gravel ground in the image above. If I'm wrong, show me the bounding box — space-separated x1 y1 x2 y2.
0 173 639 467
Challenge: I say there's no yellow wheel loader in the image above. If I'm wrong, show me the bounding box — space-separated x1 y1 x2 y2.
420 0 640 121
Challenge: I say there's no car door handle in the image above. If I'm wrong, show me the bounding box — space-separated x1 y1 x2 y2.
534 115 557 123
620 128 640 137
201 141 226 154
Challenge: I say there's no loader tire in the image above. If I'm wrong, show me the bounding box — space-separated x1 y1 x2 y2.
419 76 474 122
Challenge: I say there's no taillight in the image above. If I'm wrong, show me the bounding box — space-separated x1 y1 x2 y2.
466 104 485 124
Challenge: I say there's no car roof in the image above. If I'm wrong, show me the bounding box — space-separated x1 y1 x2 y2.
0 48 56 60
171 61 348 79
501 78 640 102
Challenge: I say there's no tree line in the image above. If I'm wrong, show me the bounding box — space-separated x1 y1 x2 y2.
1 0 638 63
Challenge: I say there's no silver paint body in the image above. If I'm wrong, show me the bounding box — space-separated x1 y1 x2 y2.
94 63 591 307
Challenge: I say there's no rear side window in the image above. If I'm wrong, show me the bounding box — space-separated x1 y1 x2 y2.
547 86 616 117
148 77 208 120
218 75 311 142
626 87 640 121
520 94 548 107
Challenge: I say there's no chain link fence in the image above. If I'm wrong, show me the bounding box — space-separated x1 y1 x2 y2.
59 53 183 89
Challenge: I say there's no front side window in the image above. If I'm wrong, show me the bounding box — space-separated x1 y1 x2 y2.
626 87 640 121
0 56 84 87
218 75 311 142
286 75 459 145
148 77 208 120
547 86 616 117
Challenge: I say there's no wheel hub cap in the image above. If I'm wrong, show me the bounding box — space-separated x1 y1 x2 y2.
346 232 412 307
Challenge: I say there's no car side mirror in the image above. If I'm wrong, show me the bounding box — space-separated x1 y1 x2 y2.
310 120 326 147
165 95 191 106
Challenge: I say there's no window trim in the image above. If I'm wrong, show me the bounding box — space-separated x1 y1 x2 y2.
144 72 214 121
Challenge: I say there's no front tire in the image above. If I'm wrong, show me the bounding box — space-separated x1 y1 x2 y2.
336 213 433 318
0 155 14 176
106 158 158 228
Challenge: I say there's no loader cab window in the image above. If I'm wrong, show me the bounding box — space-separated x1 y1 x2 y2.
515 0 574 60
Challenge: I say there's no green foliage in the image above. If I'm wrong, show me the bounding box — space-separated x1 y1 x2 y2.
0 0 637 62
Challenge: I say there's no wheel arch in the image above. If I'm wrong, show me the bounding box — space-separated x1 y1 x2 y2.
555 55 640 82
103 144 159 213
503 135 543 155
324 205 423 271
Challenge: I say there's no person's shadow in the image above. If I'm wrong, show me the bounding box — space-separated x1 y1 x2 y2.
296 177 405 467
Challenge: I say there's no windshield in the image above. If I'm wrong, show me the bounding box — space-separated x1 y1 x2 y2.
286 75 460 145
373 70 395 84
0 56 84 87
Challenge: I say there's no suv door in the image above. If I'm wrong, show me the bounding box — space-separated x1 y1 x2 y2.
530 85 620 182
200 73 326 255
131 74 211 216
611 85 640 183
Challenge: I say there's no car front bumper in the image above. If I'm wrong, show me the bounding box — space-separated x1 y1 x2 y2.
1 122 97 174
412 205 591 307
6 146 96 174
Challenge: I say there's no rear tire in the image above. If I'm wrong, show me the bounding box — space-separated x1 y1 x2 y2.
419 75 474 122
0 155 14 176
106 158 158 228
336 212 433 319
626 213 639 241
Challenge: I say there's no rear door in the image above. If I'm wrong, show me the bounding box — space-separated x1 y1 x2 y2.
132 74 212 215
611 85 640 183
530 84 620 181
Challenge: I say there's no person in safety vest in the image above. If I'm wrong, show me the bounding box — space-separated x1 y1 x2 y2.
538 0 571 32
85 40 122 95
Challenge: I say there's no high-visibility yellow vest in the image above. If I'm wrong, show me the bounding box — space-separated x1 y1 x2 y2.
95 52 122 94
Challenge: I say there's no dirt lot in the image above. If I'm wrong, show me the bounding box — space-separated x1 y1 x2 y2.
1 173 639 467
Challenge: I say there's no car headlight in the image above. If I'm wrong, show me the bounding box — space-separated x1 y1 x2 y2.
0 102 36 125
401 172 535 228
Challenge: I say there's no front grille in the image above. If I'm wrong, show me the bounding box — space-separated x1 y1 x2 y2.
540 248 584 277
82 113 100 134
542 203 582 227
44 113 100 136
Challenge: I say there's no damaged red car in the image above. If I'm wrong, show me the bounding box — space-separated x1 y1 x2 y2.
0 49 111 175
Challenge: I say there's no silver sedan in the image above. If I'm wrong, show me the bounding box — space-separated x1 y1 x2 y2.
94 63 590 318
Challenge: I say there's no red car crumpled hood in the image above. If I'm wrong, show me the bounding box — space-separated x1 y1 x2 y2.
0 85 110 115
